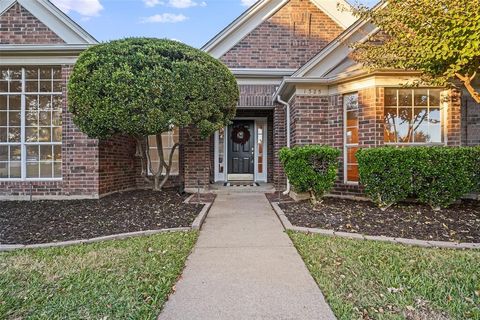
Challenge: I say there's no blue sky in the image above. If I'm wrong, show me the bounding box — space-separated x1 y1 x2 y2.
51 0 376 48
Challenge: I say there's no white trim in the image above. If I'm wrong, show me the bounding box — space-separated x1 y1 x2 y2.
310 0 357 29
0 0 97 45
0 56 79 65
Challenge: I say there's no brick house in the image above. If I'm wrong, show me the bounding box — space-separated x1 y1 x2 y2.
0 0 479 199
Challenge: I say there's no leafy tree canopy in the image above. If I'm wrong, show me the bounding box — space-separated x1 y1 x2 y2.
68 37 239 139
351 0 480 103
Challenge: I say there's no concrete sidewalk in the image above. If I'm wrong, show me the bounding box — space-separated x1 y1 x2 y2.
158 193 336 320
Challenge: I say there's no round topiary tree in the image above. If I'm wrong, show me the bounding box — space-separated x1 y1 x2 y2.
68 38 239 190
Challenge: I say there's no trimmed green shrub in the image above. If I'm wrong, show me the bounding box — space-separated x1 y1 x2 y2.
357 146 479 210
279 145 341 202
356 147 418 209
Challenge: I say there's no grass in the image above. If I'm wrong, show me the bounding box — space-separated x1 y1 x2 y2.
0 231 197 320
289 231 480 320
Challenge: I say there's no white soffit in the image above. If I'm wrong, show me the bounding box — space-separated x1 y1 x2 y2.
0 0 97 44
202 0 357 59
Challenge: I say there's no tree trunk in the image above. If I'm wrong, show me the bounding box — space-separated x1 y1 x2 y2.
153 133 180 191
136 137 152 184
456 72 480 104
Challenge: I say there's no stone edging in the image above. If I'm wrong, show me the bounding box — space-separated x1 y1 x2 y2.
0 202 213 253
270 202 480 250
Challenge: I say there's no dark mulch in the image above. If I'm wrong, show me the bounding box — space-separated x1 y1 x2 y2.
265 192 293 203
0 189 205 245
279 198 480 243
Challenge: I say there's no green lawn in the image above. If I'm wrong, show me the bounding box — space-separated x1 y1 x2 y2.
0 231 197 320
289 231 480 320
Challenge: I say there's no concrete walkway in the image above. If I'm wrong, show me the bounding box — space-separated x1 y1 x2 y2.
158 193 336 320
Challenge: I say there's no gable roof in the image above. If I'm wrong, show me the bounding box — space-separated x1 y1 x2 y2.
0 0 97 44
202 0 357 59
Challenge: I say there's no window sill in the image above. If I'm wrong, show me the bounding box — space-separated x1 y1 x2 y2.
0 178 62 182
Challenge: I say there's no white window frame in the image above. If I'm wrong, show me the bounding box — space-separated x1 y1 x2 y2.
0 66 63 182
147 131 180 176
343 92 359 185
383 88 447 146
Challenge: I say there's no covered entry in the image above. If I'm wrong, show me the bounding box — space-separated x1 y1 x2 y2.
214 117 269 183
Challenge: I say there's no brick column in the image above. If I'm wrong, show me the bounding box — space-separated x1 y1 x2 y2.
447 89 462 146
183 127 211 192
273 104 287 190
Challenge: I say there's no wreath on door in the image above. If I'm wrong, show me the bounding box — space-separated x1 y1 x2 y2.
231 126 251 145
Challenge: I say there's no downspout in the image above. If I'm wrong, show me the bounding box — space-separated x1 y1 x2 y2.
277 95 291 195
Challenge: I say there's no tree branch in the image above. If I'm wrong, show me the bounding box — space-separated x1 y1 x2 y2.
456 72 480 104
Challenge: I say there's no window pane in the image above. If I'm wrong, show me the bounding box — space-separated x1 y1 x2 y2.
385 89 397 106
0 81 7 93
0 128 6 142
26 96 38 110
414 89 428 106
52 127 62 142
384 108 398 143
0 145 7 161
347 147 359 164
413 108 429 142
0 96 6 110
9 96 21 110
0 112 6 126
9 145 21 161
54 162 61 178
10 81 22 93
39 111 51 126
26 67 38 80
0 162 7 178
346 127 358 144
26 81 38 92
52 67 62 80
397 108 413 142
9 111 21 126
54 145 61 161
39 67 52 80
40 145 53 161
398 89 412 106
39 127 51 142
25 127 39 142
39 95 51 110
52 111 62 126
40 80 52 92
40 162 53 178
27 162 39 178
429 89 441 106
53 81 63 92
10 162 21 178
25 111 38 126
8 127 20 142
347 165 359 182
52 96 63 110
429 108 442 143
27 145 39 162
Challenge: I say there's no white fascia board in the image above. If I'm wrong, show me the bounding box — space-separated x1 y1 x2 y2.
274 69 422 100
0 44 93 52
12 0 98 44
202 0 289 58
310 0 357 29
0 56 79 65
0 0 15 15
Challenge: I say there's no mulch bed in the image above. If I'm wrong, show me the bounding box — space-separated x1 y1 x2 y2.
0 189 205 245
278 198 480 243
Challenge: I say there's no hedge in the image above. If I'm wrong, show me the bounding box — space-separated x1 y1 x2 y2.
279 145 340 202
357 146 480 210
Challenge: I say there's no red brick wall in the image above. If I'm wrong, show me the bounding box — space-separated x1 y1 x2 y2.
98 136 138 195
183 127 211 190
221 0 344 69
447 89 462 146
462 94 480 146
273 104 287 189
0 2 64 44
238 85 277 107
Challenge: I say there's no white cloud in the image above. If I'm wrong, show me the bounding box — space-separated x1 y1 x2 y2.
143 0 164 7
168 0 206 8
144 0 206 8
141 13 188 23
51 0 103 17
240 0 257 6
